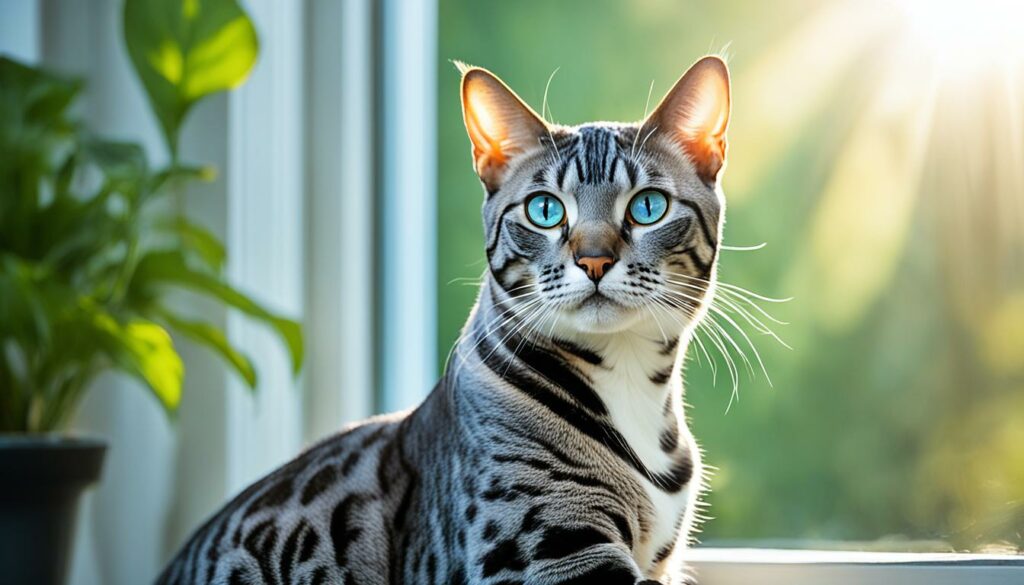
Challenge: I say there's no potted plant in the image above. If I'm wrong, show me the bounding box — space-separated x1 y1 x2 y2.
0 1 301 583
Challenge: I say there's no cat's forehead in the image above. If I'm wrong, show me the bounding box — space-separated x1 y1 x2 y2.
541 122 644 193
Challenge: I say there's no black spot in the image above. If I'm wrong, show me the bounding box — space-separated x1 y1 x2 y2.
465 503 478 523
483 520 500 541
462 474 477 497
301 465 339 505
659 428 679 453
242 519 278 585
299 524 320 562
359 425 388 448
652 453 694 493
660 337 680 355
481 539 527 577
510 483 545 497
330 495 363 566
451 566 468 585
309 565 329 585
242 519 275 557
653 542 675 564
280 521 307 584
534 526 612 560
341 451 361 475
532 167 548 185
649 364 673 385
552 561 636 585
520 505 543 533
227 567 248 585
244 476 294 517
481 486 509 501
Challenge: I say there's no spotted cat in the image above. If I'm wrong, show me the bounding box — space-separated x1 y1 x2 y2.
157 55 732 585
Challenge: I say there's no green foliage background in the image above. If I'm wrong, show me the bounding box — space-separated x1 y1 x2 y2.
436 0 1024 550
0 0 300 433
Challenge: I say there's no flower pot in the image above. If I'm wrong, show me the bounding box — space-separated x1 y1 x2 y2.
0 435 107 585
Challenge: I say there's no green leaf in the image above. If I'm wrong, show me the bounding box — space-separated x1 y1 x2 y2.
158 307 256 387
155 217 225 271
132 250 303 375
0 56 81 129
91 311 183 412
150 163 216 193
123 0 259 155
82 138 148 187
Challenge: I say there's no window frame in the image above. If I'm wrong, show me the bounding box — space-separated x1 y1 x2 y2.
689 548 1024 584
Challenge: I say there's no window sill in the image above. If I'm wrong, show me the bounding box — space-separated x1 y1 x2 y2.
688 548 1024 585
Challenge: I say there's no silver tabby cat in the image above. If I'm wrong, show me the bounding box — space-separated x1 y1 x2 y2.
158 55 731 585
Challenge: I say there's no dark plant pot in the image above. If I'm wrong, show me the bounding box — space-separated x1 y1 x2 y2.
0 435 107 585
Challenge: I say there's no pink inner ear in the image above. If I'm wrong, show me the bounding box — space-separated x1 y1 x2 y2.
461 69 549 190
643 57 731 185
666 69 730 184
464 103 508 168
683 133 727 185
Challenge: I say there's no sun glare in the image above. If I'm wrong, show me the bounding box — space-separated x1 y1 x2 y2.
895 0 1024 72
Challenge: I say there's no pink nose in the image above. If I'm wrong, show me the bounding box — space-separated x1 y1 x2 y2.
575 255 615 282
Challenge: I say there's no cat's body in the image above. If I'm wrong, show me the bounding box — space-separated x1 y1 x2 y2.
159 57 732 585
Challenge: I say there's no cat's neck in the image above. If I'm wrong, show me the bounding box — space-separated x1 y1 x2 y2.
455 279 691 422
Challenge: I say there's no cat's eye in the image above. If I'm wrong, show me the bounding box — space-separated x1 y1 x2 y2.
627 190 669 225
525 193 566 229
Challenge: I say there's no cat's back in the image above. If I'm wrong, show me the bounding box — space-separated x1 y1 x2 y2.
157 412 413 585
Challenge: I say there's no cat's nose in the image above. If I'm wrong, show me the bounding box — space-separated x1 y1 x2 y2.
575 253 616 282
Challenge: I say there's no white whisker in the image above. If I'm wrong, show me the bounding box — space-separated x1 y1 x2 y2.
720 242 767 252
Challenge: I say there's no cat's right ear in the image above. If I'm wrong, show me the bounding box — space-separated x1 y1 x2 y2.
459 63 550 192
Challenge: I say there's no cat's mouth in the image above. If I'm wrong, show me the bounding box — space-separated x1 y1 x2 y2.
577 291 622 309
561 290 641 333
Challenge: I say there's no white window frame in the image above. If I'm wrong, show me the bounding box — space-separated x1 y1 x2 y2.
377 0 439 412
304 0 377 439
689 548 1024 584
225 0 306 492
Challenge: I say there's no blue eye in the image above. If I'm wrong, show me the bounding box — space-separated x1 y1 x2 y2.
525 193 566 228
628 190 669 225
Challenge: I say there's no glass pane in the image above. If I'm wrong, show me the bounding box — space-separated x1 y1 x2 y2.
437 0 1024 553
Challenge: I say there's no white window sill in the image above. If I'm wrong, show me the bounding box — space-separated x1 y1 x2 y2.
689 548 1024 585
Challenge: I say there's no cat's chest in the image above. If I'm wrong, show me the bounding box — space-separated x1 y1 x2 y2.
588 352 694 568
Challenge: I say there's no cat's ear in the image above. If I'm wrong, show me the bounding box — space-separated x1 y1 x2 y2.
459 63 550 192
642 56 731 186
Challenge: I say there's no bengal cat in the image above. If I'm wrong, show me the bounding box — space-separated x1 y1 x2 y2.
158 55 732 585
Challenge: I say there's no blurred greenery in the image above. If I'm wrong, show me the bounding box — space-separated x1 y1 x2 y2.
0 0 300 433
123 0 259 155
438 0 1024 551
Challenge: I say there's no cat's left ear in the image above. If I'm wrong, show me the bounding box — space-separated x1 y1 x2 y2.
642 56 731 186
459 63 550 192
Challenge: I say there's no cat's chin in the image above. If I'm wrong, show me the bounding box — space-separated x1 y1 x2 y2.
562 294 642 334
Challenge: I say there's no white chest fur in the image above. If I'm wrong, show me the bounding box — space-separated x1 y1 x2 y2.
584 333 698 571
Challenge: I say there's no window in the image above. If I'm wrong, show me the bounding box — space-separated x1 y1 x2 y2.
437 0 1024 564
7 0 1021 582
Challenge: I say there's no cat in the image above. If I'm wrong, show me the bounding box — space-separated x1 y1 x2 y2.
157 55 731 585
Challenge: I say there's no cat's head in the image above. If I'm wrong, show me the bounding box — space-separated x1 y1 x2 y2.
459 57 730 336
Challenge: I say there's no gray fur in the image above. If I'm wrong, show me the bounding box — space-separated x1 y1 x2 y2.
158 67 727 585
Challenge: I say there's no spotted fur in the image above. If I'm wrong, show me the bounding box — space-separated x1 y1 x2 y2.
158 56 731 585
